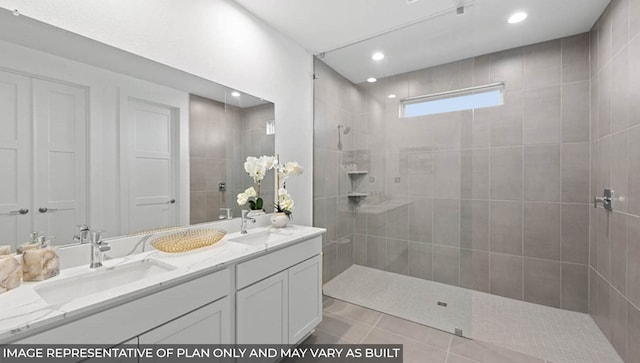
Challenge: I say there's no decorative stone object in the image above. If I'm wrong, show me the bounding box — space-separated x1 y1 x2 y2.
22 247 59 281
0 256 22 294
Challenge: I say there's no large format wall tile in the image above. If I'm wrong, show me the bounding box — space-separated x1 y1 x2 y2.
562 82 590 143
523 202 561 260
562 263 588 313
562 204 590 265
490 201 523 255
524 145 561 202
315 32 594 318
490 147 523 201
524 39 561 89
562 142 590 203
524 258 562 308
524 87 562 145
562 33 590 83
490 253 523 300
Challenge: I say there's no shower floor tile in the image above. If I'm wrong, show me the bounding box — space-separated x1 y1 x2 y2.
323 265 622 363
307 297 547 363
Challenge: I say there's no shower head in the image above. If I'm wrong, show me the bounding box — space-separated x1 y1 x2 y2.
338 124 351 135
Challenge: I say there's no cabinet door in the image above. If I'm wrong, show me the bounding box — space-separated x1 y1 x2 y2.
0 71 31 247
288 255 323 343
236 270 288 344
139 297 231 344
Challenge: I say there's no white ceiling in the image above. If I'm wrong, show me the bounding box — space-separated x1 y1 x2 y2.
234 0 610 83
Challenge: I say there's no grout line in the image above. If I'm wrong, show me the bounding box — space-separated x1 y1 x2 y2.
445 335 453 362
521 55 526 302
360 313 384 343
560 42 565 310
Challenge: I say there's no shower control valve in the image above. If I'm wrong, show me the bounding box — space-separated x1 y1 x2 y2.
593 188 613 212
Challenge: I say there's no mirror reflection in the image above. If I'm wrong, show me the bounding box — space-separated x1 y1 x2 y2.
189 96 275 224
0 11 274 249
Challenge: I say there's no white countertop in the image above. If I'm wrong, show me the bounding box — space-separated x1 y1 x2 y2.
0 223 325 343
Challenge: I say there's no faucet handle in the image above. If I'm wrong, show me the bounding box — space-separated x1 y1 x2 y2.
219 208 232 220
90 230 103 243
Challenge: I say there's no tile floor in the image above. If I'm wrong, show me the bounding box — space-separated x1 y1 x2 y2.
308 297 549 363
323 265 622 363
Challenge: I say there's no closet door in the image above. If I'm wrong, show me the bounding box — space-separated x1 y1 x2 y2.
33 79 88 245
0 71 31 248
121 97 178 234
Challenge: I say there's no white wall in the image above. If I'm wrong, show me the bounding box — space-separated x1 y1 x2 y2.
0 0 314 225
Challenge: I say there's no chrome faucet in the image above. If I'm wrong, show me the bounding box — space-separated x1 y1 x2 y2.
241 210 256 234
89 230 111 269
73 224 91 244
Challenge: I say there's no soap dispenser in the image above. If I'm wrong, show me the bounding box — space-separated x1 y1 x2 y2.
0 246 22 294
22 233 60 281
17 232 42 254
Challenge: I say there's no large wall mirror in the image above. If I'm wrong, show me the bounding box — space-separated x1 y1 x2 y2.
0 9 274 250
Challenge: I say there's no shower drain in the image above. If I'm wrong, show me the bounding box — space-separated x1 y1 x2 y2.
437 301 448 307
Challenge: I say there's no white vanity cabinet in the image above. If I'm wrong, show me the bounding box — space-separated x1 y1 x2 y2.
139 297 231 344
5 229 325 345
15 268 232 345
237 270 289 344
236 237 323 344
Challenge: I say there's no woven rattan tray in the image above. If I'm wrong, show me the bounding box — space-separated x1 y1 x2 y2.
150 228 226 253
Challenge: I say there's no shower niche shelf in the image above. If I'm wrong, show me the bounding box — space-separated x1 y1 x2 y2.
347 170 367 202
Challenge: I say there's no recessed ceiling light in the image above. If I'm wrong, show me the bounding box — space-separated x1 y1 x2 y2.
367 77 377 83
508 12 528 24
372 52 385 61
231 91 241 97
388 94 397 99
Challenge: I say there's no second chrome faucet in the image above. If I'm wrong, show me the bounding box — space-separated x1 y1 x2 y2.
75 225 111 268
241 210 256 234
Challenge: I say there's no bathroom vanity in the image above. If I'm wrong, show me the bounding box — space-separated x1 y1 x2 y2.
0 222 325 345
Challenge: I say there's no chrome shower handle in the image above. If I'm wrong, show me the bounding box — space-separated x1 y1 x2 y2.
594 188 613 212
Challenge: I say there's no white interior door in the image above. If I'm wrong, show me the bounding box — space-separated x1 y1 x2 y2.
33 79 88 245
123 98 177 234
0 71 31 249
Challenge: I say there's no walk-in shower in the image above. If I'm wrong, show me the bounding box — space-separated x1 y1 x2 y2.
312 1 635 362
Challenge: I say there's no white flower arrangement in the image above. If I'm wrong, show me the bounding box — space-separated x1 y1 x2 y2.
236 155 303 216
275 161 303 216
244 155 277 184
237 155 277 210
236 187 256 207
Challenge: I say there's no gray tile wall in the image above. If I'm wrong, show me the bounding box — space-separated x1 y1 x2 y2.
314 34 592 313
589 0 640 362
190 96 274 224
313 59 362 282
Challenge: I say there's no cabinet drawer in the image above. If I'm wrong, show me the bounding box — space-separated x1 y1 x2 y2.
16 268 230 344
236 237 321 289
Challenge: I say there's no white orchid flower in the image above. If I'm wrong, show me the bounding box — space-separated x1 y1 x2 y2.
244 187 257 197
237 192 249 206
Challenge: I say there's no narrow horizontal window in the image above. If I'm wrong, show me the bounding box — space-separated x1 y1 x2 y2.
400 82 504 118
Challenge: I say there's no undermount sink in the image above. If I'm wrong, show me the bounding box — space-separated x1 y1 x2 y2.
34 259 176 305
228 229 292 246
